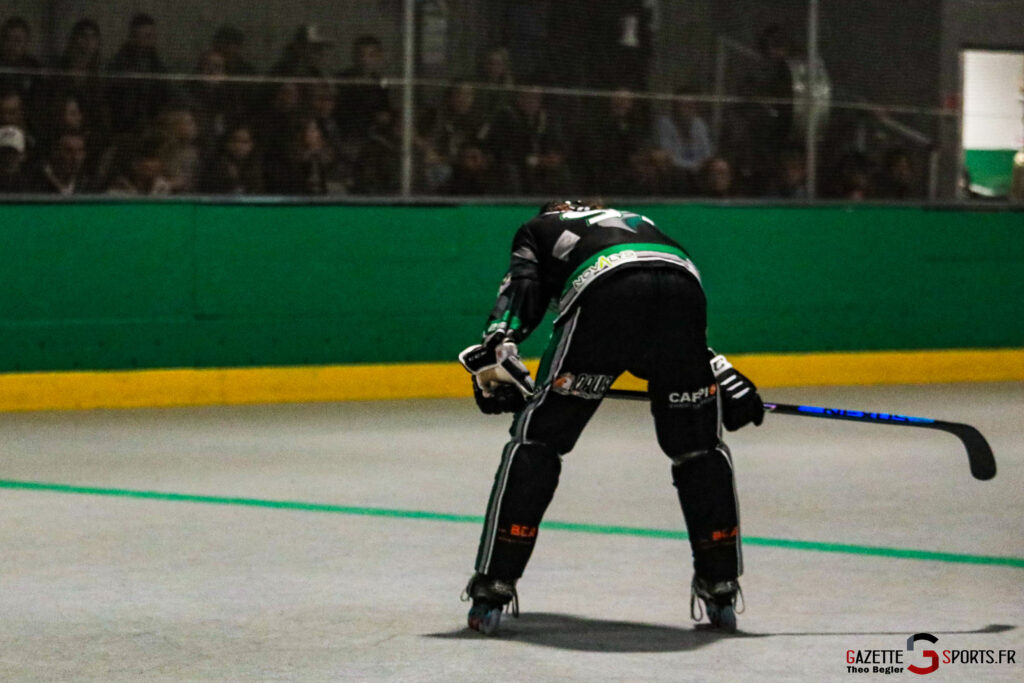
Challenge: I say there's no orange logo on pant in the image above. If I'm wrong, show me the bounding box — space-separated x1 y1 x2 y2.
711 526 738 542
510 524 538 538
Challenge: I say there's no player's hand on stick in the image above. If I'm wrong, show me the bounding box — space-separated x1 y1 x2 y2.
459 335 535 414
471 381 526 414
710 353 764 431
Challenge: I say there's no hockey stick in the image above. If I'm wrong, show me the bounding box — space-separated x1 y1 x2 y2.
605 389 996 481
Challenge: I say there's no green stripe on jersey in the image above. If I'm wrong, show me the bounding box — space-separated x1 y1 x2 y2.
561 243 692 296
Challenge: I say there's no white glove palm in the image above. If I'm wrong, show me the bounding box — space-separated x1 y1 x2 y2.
459 338 535 398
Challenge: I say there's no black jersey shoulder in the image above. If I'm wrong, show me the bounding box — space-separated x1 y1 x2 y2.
521 208 685 262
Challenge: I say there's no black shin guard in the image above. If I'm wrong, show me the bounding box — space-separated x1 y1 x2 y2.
475 441 562 580
671 446 742 581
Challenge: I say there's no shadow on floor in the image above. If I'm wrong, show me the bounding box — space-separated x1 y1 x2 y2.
428 612 734 653
426 615 1015 653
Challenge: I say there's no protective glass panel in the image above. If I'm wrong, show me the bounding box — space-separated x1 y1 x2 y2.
0 1 976 201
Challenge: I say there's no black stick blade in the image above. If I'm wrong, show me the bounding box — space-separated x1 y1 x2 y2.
933 421 997 481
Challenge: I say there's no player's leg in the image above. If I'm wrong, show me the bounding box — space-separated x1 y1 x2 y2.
466 306 621 633
639 272 744 630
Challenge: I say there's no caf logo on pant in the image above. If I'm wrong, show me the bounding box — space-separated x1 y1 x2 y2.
668 384 717 407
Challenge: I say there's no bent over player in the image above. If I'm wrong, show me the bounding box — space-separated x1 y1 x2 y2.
458 201 764 635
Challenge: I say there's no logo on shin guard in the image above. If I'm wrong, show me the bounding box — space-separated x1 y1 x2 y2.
552 372 613 400
499 523 539 545
668 384 717 408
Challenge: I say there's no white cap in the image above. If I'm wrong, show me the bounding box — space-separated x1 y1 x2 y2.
295 24 333 45
0 126 26 153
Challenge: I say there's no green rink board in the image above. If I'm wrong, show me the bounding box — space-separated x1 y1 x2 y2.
0 202 1021 372
965 149 1017 196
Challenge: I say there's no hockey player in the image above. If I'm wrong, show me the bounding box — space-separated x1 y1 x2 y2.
459 200 764 635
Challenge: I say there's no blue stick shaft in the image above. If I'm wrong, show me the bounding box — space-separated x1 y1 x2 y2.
605 389 995 481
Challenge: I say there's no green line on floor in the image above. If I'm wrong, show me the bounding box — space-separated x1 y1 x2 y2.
2 478 1022 569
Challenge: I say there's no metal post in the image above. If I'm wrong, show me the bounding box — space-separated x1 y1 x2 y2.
805 0 820 199
712 36 727 146
401 0 416 197
928 149 940 201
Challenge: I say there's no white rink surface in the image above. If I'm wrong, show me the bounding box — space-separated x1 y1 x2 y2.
0 383 1021 681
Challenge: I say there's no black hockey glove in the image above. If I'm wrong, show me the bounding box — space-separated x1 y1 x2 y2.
472 381 527 415
711 353 764 431
459 335 535 415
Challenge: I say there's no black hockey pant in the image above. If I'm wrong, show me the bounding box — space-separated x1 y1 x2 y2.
474 269 742 583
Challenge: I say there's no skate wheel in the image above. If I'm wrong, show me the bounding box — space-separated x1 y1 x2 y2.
467 605 502 635
707 603 737 633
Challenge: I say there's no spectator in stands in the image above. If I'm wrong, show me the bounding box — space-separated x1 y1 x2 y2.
200 123 263 194
307 81 351 192
0 89 27 128
210 25 259 114
735 23 796 195
44 19 110 137
766 144 807 199
265 117 332 195
476 46 514 119
106 130 172 195
593 1 654 90
485 86 565 195
625 146 691 196
335 35 391 143
697 156 735 198
0 90 34 156
257 81 302 166
529 139 577 196
351 109 399 195
212 25 255 77
825 151 872 200
157 104 202 193
0 17 41 104
416 80 487 192
29 131 90 194
424 80 487 163
413 109 448 194
189 49 243 151
653 87 714 178
0 124 30 193
443 142 508 195
36 93 103 175
42 93 86 139
271 24 334 78
872 147 916 199
107 13 170 132
583 89 649 194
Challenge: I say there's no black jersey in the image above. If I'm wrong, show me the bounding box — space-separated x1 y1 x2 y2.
485 207 701 342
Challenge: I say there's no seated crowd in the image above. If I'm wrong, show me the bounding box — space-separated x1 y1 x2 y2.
0 13 922 199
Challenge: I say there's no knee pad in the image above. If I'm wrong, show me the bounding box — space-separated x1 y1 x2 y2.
670 444 732 474
506 440 562 500
652 394 720 458
670 446 738 540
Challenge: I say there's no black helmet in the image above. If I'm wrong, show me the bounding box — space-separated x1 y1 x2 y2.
538 199 591 214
